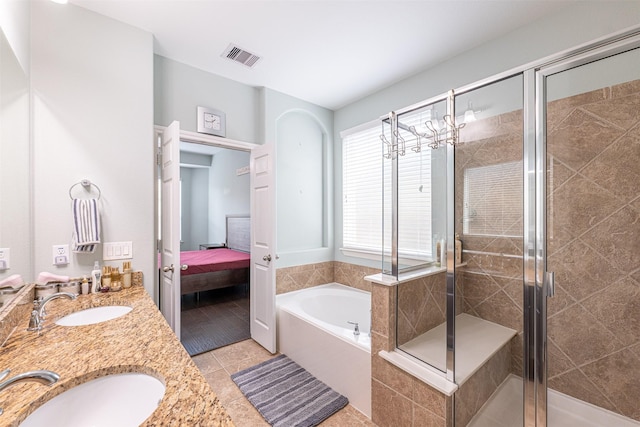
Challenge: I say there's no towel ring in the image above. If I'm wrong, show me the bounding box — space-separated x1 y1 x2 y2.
69 179 101 200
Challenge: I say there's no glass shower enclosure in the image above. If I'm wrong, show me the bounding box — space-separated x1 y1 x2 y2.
382 29 640 427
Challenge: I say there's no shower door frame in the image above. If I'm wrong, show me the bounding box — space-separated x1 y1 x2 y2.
450 25 640 427
531 31 640 427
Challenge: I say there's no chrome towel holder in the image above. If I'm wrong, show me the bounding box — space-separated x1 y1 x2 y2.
69 179 101 200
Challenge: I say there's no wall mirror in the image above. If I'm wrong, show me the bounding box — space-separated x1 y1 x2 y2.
0 25 33 310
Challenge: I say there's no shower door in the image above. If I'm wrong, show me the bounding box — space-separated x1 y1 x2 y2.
538 39 640 426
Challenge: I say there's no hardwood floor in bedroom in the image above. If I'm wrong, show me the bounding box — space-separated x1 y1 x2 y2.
180 284 250 356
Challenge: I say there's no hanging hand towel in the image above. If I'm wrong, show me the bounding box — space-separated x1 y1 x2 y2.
71 198 101 253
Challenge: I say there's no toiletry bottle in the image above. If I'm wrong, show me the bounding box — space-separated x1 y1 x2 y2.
123 261 132 289
435 240 442 267
455 233 462 265
90 261 101 293
81 276 89 295
101 266 111 292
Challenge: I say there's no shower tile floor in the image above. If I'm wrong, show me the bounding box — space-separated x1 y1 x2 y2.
192 339 375 427
468 374 640 427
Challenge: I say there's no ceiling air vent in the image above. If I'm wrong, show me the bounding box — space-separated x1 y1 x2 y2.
222 44 261 68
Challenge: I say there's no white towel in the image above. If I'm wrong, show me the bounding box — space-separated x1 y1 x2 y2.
71 198 101 253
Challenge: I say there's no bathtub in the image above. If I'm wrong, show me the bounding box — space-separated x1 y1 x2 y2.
276 283 371 417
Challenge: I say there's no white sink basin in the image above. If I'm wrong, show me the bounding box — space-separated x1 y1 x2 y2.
55 305 132 326
20 373 165 427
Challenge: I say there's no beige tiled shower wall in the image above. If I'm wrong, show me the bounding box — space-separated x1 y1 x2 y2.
396 272 447 346
455 107 525 375
275 261 377 294
545 80 640 421
454 79 640 421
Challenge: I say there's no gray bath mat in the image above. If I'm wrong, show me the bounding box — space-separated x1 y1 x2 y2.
230 354 348 427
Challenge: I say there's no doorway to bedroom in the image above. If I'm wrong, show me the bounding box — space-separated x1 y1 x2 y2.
179 141 251 356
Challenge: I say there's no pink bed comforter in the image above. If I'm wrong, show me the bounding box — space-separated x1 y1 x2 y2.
180 249 250 276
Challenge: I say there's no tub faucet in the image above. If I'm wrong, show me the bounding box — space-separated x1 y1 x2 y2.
347 321 360 336
28 292 77 332
0 368 59 415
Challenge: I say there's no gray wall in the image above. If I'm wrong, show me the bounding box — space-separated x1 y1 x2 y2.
208 149 251 244
31 2 155 294
154 55 260 143
155 62 334 268
261 88 334 268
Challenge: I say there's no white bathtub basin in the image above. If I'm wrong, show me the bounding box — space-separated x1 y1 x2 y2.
20 373 165 427
55 305 132 326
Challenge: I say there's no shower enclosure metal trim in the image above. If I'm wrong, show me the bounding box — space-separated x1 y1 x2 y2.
379 24 640 427
529 30 640 427
523 68 538 427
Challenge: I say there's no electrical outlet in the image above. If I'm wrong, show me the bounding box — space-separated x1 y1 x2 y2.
0 248 10 270
52 244 69 266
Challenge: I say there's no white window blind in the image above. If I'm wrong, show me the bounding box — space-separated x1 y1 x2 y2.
343 124 384 253
342 117 433 261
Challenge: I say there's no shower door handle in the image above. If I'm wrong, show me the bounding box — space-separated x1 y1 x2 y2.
544 271 555 298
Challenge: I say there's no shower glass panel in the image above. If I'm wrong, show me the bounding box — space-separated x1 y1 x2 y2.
544 45 640 426
391 99 449 373
453 75 524 427
381 100 448 276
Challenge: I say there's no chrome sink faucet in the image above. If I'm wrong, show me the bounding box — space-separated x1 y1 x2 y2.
0 368 59 415
28 292 77 332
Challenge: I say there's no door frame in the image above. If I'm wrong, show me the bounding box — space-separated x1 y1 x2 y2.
154 125 259 328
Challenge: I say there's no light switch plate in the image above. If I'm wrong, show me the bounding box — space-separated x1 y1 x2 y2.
103 241 133 261
0 248 10 270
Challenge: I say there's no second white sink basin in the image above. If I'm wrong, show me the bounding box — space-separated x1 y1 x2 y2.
55 305 132 326
20 372 165 427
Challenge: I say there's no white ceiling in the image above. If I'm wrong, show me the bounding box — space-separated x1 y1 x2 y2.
70 0 577 110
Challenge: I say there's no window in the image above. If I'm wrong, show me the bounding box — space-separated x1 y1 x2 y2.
342 122 384 254
463 161 522 237
342 118 433 263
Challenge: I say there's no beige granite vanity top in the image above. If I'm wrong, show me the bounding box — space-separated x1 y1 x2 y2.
0 284 235 426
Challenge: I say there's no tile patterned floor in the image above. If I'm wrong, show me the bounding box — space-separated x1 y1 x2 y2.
192 339 376 426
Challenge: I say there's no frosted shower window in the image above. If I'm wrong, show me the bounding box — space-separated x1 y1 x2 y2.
342 123 433 260
463 161 523 237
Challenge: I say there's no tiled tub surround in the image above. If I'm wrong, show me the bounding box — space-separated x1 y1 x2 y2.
545 80 640 421
276 261 377 294
0 284 233 426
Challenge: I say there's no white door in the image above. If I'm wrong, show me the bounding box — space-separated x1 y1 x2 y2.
160 121 181 338
250 142 276 353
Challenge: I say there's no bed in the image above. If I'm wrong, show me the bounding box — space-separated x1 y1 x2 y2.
180 215 250 295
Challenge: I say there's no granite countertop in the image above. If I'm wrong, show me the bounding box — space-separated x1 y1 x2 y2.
0 284 235 426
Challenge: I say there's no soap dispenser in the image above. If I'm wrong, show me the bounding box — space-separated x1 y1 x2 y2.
455 233 463 265
90 261 101 293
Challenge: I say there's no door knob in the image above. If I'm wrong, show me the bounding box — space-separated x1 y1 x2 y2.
263 254 272 262
162 265 174 273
